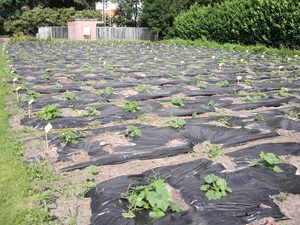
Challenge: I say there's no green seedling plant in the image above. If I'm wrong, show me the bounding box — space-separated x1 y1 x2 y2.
85 165 99 188
54 82 63 88
216 80 229 87
82 107 101 116
21 89 40 102
105 86 114 96
208 100 215 106
121 177 181 219
196 81 207 89
81 64 94 71
217 118 230 126
277 192 288 202
244 80 252 86
137 113 150 122
39 74 50 80
37 104 63 121
135 84 148 93
255 114 266 121
245 95 260 103
169 118 186 128
125 125 142 138
44 67 53 72
200 174 232 200
171 97 184 106
278 88 289 97
203 142 224 158
55 129 86 145
288 110 300 118
123 101 142 113
248 151 282 172
62 90 77 100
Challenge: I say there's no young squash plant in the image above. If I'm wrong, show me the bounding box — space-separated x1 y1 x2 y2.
125 125 142 138
81 107 101 116
54 129 86 145
168 118 186 128
123 101 142 113
171 97 185 106
200 174 232 200
121 178 181 219
37 104 64 121
248 151 282 172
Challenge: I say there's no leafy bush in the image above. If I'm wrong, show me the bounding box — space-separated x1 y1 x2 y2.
62 90 77 100
121 178 181 218
174 0 300 49
55 129 86 144
37 104 63 121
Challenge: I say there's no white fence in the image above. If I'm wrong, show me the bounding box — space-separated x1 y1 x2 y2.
38 26 157 41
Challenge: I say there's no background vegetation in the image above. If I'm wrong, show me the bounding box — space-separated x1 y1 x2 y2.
174 0 300 49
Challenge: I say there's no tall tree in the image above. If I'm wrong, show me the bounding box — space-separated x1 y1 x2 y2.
110 0 143 27
139 0 227 40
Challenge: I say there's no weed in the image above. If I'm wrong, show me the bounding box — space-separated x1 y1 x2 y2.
125 125 142 138
121 176 181 219
200 174 232 200
137 113 150 122
37 104 64 121
248 151 282 172
62 90 77 100
171 97 184 106
168 118 186 128
277 192 288 202
244 80 252 86
203 142 224 158
123 101 142 113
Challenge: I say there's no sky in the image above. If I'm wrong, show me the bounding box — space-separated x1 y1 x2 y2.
96 1 118 10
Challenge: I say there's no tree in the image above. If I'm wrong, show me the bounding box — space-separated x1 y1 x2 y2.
0 0 100 34
110 0 143 27
4 6 102 35
139 0 227 40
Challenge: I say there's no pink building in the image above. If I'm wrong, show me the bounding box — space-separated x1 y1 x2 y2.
67 19 97 41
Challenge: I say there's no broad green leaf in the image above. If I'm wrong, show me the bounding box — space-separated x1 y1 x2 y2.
122 211 136 218
149 208 165 218
85 174 95 181
200 184 209 191
88 165 99 174
216 178 228 191
259 151 266 159
151 179 164 188
273 165 283 173
147 189 169 211
206 190 218 200
169 201 181 212
263 153 280 165
177 119 186 126
205 174 219 184
248 159 261 167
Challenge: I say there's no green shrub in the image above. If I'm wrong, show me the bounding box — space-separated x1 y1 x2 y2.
174 0 300 49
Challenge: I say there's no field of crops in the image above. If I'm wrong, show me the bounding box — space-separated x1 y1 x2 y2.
6 41 300 224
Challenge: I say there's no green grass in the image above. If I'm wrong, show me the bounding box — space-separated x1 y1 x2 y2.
161 38 300 57
0 45 51 224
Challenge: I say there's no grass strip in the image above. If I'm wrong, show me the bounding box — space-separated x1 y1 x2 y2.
0 44 51 224
162 38 300 57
